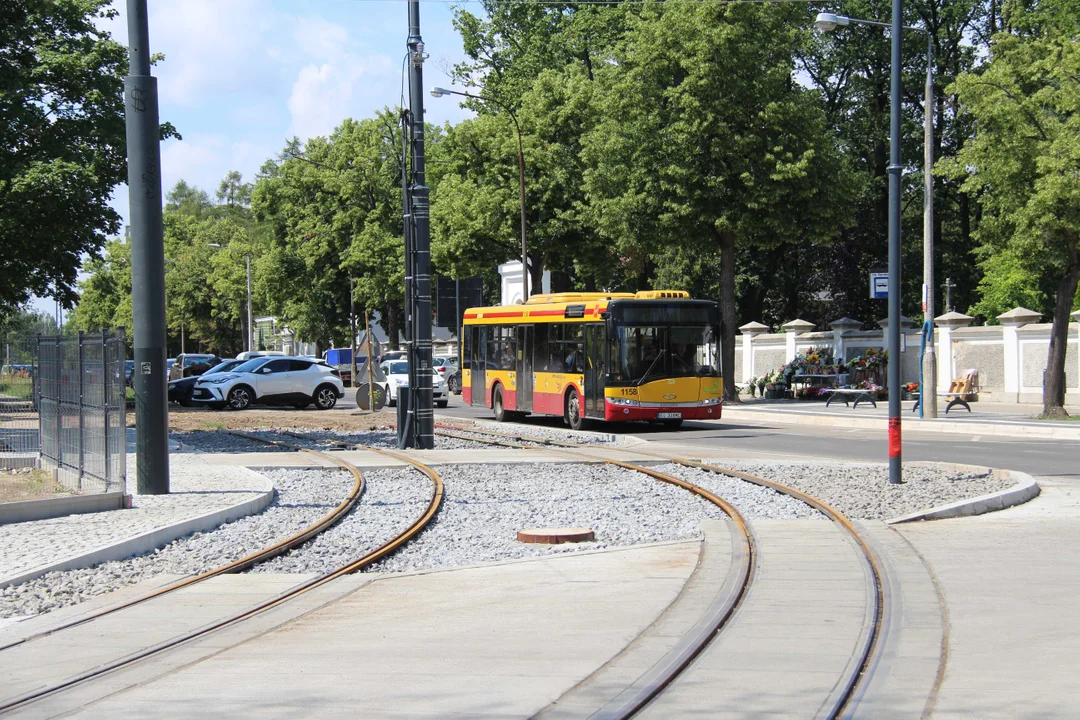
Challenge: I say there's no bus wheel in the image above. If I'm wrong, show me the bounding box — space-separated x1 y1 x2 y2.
493 386 508 422
565 388 588 431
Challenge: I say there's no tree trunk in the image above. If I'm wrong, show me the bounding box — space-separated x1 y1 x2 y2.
1042 236 1080 418
717 229 739 404
384 301 402 351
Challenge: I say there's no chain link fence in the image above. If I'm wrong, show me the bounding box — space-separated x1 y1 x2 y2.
1 331 126 495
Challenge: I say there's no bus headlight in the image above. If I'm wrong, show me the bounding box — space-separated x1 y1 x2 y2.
608 397 640 407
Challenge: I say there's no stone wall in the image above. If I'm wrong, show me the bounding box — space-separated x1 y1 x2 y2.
734 310 1080 404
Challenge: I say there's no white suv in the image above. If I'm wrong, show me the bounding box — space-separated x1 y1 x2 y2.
191 356 345 410
380 361 449 408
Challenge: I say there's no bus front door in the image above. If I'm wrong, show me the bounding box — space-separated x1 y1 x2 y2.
584 323 606 417
517 325 533 412
471 326 486 407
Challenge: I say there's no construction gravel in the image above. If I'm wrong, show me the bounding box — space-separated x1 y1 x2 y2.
367 462 734 574
702 460 1014 520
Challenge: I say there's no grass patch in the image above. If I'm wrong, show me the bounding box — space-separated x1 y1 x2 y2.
0 379 33 399
202 422 227 430
0 468 72 503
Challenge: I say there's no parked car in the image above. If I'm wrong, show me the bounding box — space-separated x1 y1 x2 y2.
168 353 220 381
234 350 286 361
379 361 448 408
190 356 344 410
168 359 245 406
446 367 462 394
381 350 407 363
432 356 458 380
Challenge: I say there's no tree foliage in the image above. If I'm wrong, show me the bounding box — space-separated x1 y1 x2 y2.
0 0 177 318
940 0 1080 415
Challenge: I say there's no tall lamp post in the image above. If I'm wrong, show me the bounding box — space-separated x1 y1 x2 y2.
815 12 936 422
208 243 254 352
431 87 530 302
815 7 926 483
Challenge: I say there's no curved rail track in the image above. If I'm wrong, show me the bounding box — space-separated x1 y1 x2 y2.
0 431 444 715
431 423 886 719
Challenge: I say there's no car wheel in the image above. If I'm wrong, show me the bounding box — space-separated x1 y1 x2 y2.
448 375 459 393
314 385 338 410
493 386 507 422
565 388 588 431
179 398 193 407
436 400 448 408
226 386 252 410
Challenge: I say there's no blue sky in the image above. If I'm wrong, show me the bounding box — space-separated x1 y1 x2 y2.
34 0 477 317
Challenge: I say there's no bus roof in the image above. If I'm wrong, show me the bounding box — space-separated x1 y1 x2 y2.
462 290 708 325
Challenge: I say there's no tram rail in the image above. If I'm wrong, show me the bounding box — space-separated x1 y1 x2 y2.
0 431 444 715
428 422 886 719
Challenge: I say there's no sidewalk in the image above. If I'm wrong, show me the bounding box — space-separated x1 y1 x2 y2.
720 398 1080 440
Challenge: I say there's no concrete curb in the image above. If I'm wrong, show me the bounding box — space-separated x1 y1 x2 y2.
887 465 1040 524
0 468 274 589
0 492 127 526
719 407 1080 441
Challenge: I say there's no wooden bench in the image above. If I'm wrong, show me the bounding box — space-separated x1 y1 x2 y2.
823 388 878 408
913 369 979 414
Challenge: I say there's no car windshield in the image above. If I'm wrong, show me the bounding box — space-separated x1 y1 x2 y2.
387 361 409 375
231 359 268 374
206 361 242 375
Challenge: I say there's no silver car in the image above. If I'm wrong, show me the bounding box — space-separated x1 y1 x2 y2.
380 362 449 408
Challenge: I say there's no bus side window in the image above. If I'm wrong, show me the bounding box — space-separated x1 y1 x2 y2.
534 324 548 371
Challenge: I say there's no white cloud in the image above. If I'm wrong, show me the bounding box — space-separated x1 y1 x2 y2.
287 53 396 140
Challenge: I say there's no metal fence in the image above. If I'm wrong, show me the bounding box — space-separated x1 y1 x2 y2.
0 331 127 494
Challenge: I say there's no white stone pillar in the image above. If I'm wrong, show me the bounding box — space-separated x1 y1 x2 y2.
781 319 814 363
1073 310 1080 391
877 315 917 353
739 321 769 382
829 317 862 364
998 307 1041 403
935 311 973 391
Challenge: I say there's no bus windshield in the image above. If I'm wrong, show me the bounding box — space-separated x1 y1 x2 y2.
614 325 718 384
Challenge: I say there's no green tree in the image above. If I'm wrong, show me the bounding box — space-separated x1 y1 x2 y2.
940 0 1080 416
68 239 133 333
252 111 410 349
584 2 853 401
0 0 178 317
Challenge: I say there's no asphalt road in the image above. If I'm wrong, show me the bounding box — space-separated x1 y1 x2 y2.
435 397 1079 479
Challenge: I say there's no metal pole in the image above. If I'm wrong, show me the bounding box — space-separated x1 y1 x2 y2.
350 278 357 388
887 0 904 484
513 118 528 301
102 329 111 491
407 0 434 449
366 310 375 413
77 331 84 489
124 0 169 494
922 32 937 419
399 110 415 447
246 254 253 352
180 319 184 355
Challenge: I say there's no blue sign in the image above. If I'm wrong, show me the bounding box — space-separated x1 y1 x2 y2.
870 272 889 299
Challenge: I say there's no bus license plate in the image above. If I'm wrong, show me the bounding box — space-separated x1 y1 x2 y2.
657 412 682 419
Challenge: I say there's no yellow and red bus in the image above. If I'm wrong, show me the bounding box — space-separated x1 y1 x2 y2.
461 291 722 430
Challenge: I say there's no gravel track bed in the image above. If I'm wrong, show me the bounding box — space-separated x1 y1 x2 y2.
703 461 1013 520
251 468 433 574
301 428 494 451
653 464 824 521
0 469 354 619
473 422 625 445
174 430 296 453
368 462 752 574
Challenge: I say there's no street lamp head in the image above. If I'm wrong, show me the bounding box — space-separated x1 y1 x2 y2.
430 87 451 98
813 12 850 32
